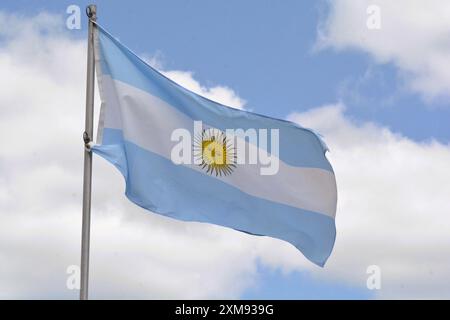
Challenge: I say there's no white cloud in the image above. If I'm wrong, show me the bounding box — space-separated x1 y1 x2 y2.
162 70 246 109
289 104 450 298
316 0 450 100
142 55 246 109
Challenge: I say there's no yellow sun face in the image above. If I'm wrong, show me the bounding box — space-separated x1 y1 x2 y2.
194 128 236 176
202 139 227 165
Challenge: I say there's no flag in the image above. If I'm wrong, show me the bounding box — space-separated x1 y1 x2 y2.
91 24 337 266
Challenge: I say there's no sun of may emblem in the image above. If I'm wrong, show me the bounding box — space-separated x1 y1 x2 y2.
194 128 236 176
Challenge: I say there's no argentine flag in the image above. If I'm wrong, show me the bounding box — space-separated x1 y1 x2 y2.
92 23 337 266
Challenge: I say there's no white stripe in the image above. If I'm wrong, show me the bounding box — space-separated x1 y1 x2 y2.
99 75 337 218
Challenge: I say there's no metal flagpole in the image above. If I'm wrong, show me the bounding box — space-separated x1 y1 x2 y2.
80 4 97 300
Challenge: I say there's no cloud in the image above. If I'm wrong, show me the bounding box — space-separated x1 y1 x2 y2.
316 0 450 101
142 55 246 109
163 70 246 109
288 104 450 298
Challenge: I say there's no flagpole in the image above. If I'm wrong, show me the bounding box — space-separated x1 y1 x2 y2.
80 4 96 300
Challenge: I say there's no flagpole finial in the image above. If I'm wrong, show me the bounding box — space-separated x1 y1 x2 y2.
86 4 97 21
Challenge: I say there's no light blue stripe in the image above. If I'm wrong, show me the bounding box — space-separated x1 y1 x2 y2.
93 128 336 266
96 25 333 172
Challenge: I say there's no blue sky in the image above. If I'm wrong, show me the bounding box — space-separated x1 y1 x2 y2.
1 0 449 299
